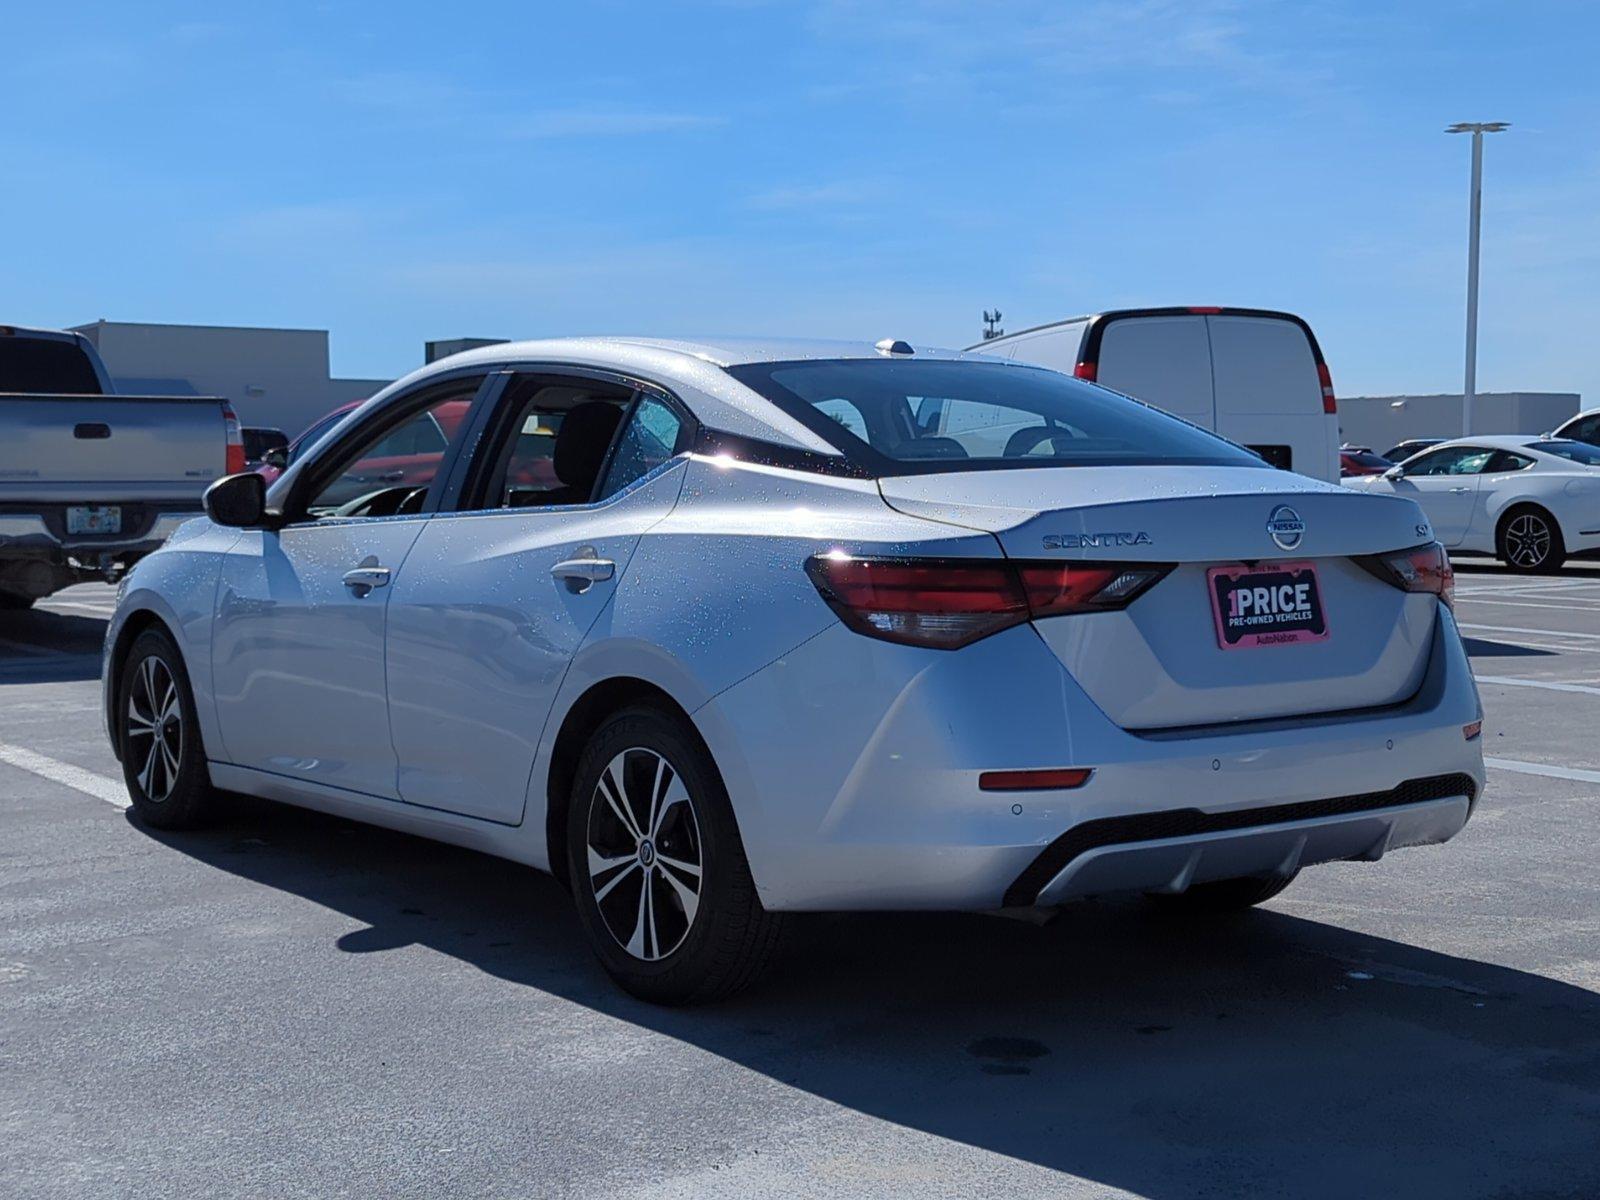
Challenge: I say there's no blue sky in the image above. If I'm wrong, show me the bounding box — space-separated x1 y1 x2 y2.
4 1 1596 403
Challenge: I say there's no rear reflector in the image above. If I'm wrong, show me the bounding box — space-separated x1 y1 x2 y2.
1356 542 1455 610
805 554 1171 649
1462 721 1482 741
1073 361 1098 382
1317 362 1337 414
980 767 1093 792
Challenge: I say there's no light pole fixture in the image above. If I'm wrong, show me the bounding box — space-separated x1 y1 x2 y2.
1446 121 1509 436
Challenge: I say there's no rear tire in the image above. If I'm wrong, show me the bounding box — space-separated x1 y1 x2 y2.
565 705 784 1005
1497 505 1566 574
1147 871 1297 913
117 628 219 829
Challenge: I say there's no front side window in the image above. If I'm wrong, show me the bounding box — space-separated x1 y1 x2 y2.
597 396 685 500
1405 446 1495 476
302 387 478 518
726 359 1261 474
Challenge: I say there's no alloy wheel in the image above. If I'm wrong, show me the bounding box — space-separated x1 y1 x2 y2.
126 655 183 803
1505 513 1552 568
585 748 703 961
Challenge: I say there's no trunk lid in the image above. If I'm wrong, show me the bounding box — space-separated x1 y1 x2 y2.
879 466 1439 729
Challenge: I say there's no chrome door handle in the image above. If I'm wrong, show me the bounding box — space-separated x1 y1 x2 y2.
1448 486 1471 494
342 565 391 596
551 558 615 583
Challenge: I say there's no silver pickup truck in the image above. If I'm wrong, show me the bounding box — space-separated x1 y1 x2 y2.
0 325 242 609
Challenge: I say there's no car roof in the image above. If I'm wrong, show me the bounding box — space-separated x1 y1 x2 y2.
370 335 998 454
1427 434 1547 451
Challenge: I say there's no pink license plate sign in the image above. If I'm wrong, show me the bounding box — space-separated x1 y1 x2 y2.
1208 562 1329 650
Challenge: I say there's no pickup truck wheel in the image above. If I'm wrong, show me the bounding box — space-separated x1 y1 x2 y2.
0 592 35 611
118 629 218 829
1147 872 1297 912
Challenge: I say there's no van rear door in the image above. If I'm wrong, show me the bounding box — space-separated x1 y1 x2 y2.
1093 315 1214 426
1205 313 1337 482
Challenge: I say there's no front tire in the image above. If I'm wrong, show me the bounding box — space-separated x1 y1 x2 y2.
565 706 783 1005
1498 506 1566 574
118 628 218 829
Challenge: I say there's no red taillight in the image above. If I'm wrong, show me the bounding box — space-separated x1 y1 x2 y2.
1073 361 1098 382
1317 362 1337 414
222 402 246 475
804 554 1170 649
1186 305 1223 314
1359 542 1454 610
979 767 1093 792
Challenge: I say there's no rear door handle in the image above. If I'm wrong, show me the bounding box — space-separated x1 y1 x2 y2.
1448 486 1472 494
551 557 615 592
342 565 392 596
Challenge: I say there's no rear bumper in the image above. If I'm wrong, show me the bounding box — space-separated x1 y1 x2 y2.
1022 774 1472 906
698 606 1484 912
0 506 202 561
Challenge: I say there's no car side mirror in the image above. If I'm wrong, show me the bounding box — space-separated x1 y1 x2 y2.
1382 465 1406 481
262 446 288 470
204 472 270 528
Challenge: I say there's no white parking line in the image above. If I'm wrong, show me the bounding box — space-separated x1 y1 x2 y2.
1457 597 1600 613
39 600 117 617
0 742 129 808
1460 622 1600 641
1475 675 1600 697
1486 757 1600 786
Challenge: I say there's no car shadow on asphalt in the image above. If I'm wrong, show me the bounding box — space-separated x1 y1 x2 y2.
132 796 1600 1198
0 609 105 684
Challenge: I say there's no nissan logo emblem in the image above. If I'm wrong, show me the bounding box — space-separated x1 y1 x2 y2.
1266 505 1305 551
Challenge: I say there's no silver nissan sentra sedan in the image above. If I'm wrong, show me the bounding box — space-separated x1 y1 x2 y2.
102 336 1484 1003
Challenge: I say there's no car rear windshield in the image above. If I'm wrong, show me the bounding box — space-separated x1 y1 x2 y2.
725 358 1264 475
1531 439 1600 465
0 336 103 394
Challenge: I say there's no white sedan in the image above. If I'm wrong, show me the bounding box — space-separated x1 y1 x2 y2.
1346 434 1600 573
102 337 1484 1003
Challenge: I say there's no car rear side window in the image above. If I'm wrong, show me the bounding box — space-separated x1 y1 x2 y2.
597 396 686 500
1487 450 1536 473
0 336 102 394
726 359 1263 475
1530 439 1600 465
465 377 635 510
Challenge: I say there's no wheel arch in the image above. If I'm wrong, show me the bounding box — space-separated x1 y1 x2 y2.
106 607 178 762
543 676 720 892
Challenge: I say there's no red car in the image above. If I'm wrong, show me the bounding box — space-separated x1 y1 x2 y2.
1339 447 1394 478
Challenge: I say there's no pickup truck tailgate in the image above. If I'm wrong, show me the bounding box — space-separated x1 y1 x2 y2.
0 395 226 500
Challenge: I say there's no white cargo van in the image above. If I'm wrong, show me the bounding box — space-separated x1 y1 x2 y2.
966 307 1340 482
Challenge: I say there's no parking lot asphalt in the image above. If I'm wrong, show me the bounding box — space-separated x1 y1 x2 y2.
3 568 1599 1199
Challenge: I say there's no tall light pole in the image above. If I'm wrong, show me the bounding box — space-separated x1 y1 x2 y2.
1446 121 1509 436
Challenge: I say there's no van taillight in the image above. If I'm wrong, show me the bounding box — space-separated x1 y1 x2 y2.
1073 361 1098 382
1318 362 1337 414
804 554 1171 649
222 402 246 475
